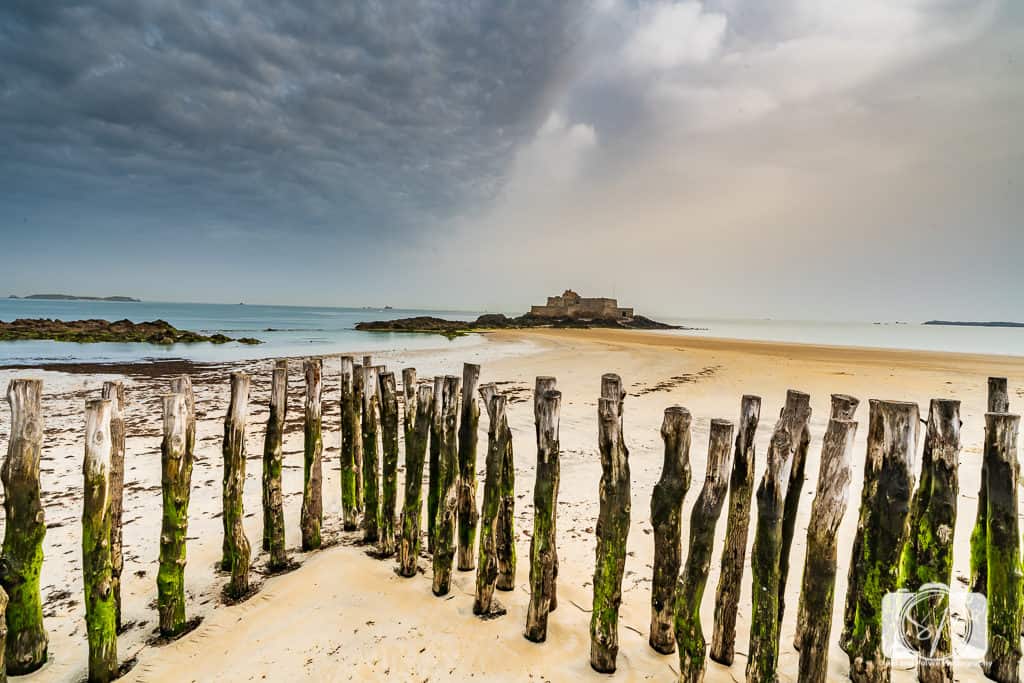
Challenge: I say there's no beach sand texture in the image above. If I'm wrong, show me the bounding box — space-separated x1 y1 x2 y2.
2 328 1022 682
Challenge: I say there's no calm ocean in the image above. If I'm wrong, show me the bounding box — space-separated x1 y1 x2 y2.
0 299 1021 365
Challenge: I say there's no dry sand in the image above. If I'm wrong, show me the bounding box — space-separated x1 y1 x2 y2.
2 328 1023 682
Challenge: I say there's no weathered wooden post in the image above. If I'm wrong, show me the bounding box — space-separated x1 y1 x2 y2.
0 587 8 680
158 392 193 637
525 384 561 643
496 384 517 593
474 385 511 616
360 363 380 543
169 375 196 456
982 411 1021 683
339 357 359 531
746 390 812 683
402 369 417 423
262 360 289 570
776 390 812 634
534 376 559 609
220 372 251 598
378 371 400 556
2 379 48 673
399 384 433 578
352 363 365 513
649 406 692 654
590 374 631 673
98 381 126 633
457 363 481 572
841 400 919 683
432 376 461 596
82 399 118 682
427 375 444 554
301 359 323 551
895 399 959 683
971 377 1009 597
710 395 761 664
673 419 733 682
794 416 858 683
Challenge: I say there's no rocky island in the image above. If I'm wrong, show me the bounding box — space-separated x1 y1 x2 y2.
0 318 262 345
9 293 142 302
356 290 680 338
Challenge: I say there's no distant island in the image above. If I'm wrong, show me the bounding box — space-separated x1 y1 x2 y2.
0 318 261 345
924 320 1024 329
9 293 141 302
356 289 681 338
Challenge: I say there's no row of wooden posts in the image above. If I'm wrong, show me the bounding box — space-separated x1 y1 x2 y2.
0 361 1020 683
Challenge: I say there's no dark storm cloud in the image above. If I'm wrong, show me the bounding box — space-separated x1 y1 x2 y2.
0 0 579 236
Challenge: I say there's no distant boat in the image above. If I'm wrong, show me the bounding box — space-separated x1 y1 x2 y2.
384 305 393 310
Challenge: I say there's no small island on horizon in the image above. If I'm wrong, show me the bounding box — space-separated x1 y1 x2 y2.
9 293 142 302
923 320 1024 329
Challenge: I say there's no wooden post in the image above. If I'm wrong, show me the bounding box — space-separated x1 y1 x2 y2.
427 375 444 554
794 417 858 683
495 386 517 593
158 392 193 637
746 389 813 683
350 364 364 514
361 363 380 543
894 399 959 683
378 371 400 556
457 363 481 572
524 385 561 643
221 372 251 598
1 379 48 674
971 377 1009 597
982 412 1021 683
301 359 323 551
841 400 919 683
649 406 692 654
262 360 289 570
534 376 559 608
399 384 433 578
339 357 359 531
675 419 733 683
0 587 8 681
100 381 126 632
432 375 461 596
82 399 118 682
169 375 196 457
590 374 631 673
710 395 762 664
474 385 510 616
776 390 812 635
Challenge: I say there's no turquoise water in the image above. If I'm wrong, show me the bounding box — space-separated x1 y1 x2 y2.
0 299 481 365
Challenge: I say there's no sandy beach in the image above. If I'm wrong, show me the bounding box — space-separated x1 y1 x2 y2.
3 328 1023 682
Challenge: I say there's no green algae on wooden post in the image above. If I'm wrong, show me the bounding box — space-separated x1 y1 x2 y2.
352 363 365 513
82 398 118 683
378 371 400 556
534 376 560 609
794 416 858 683
525 384 561 643
970 377 1009 598
746 389 813 683
456 363 481 572
301 359 324 551
649 406 692 654
982 411 1022 683
775 390 812 636
221 372 252 598
474 385 510 616
262 360 289 570
895 399 959 683
399 383 433 578
590 374 631 673
339 357 359 530
1 379 48 674
427 375 444 554
361 362 381 543
100 381 126 632
841 400 919 683
675 418 733 683
709 394 761 664
158 391 193 637
432 375 461 596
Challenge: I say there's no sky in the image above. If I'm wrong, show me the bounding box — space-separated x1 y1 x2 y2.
1 0 1022 320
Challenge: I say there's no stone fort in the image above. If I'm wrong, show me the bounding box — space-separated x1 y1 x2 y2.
529 290 634 320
